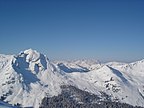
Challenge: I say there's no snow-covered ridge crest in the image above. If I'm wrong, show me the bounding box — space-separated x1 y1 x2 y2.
24 49 41 62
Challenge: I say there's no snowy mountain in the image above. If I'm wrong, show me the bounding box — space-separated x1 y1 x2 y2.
53 59 101 72
0 49 144 108
0 49 68 107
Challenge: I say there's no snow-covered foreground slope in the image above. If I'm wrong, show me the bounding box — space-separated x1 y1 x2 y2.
0 49 144 107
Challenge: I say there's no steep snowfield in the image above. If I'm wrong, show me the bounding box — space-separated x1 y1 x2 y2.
0 49 144 107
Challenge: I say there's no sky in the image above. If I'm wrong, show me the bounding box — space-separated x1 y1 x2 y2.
0 0 144 62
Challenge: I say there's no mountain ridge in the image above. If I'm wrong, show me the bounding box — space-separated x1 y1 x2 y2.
0 49 144 107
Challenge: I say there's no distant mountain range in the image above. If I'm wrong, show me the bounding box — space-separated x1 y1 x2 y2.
0 49 144 108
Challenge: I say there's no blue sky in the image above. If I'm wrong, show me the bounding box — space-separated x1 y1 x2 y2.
0 0 144 62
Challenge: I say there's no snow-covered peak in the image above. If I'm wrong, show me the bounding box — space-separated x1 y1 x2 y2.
22 49 42 62
0 49 66 107
12 49 49 74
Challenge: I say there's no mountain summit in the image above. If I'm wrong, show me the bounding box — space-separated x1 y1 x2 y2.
12 49 49 74
0 49 66 107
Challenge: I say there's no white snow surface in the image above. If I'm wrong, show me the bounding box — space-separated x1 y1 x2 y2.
0 100 15 108
0 49 144 107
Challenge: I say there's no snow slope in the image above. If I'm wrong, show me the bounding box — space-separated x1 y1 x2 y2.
0 100 16 108
53 59 101 72
0 49 144 107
